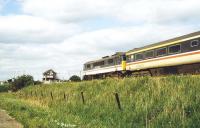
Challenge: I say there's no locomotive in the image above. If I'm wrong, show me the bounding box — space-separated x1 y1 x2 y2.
83 31 200 80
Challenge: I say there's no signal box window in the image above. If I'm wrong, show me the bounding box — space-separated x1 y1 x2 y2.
135 53 143 61
191 40 199 47
156 47 167 56
145 50 154 59
87 64 91 69
169 44 181 54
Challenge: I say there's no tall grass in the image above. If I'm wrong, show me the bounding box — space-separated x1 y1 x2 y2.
0 75 199 128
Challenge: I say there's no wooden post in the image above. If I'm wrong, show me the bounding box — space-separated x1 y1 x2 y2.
50 92 53 100
35 91 37 97
81 92 85 104
41 91 43 97
30 91 32 97
64 92 66 100
114 93 122 110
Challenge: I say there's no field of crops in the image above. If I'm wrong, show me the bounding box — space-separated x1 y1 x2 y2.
0 75 199 128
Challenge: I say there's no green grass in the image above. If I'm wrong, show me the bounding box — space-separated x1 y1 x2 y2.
0 75 200 128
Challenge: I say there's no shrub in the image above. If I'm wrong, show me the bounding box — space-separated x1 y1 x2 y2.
0 84 9 92
34 80 42 85
11 75 34 91
69 75 81 82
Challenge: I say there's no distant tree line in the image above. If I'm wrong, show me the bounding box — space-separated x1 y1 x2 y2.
0 74 82 92
0 75 39 92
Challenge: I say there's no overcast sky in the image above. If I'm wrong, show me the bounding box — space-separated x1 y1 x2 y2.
0 0 200 80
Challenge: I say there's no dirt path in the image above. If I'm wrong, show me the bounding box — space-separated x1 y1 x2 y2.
0 109 23 128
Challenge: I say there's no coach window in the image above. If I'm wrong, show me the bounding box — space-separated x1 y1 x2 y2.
130 54 134 61
191 40 199 47
169 44 181 54
145 50 154 59
108 59 114 65
156 47 167 57
135 53 143 61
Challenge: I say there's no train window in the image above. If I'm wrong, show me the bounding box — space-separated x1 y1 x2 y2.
145 50 154 59
130 54 134 61
135 53 143 61
168 44 181 54
108 59 114 64
127 55 131 62
191 40 199 47
122 55 126 61
93 61 104 67
86 64 91 69
156 47 167 57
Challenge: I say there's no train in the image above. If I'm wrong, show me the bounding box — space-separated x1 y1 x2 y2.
83 31 200 80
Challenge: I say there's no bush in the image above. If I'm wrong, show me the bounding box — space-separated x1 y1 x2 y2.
0 84 9 92
34 80 42 85
11 75 34 91
69 75 81 82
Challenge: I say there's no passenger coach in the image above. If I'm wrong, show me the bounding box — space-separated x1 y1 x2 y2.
126 31 200 76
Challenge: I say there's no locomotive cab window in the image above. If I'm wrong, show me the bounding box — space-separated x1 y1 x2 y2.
135 53 143 61
168 44 181 54
156 47 167 57
127 55 134 62
145 50 154 59
191 40 199 47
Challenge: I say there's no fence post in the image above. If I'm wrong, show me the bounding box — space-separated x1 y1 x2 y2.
30 91 32 97
35 91 37 97
41 91 44 97
81 92 85 104
114 93 122 110
50 92 53 100
64 92 66 100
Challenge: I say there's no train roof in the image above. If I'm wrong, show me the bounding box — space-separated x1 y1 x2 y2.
127 31 200 55
84 52 124 65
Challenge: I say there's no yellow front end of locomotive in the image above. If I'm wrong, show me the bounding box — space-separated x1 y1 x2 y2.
122 61 126 71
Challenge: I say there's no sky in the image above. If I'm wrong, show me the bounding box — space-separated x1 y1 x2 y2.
0 0 200 80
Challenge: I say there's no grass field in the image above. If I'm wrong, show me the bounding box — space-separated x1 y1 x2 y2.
0 75 199 128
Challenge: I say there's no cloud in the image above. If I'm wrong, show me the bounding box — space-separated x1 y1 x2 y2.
1 23 198 80
20 0 200 24
0 15 82 43
1 0 200 80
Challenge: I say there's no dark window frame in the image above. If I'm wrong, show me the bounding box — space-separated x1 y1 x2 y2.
145 50 154 59
86 64 91 69
135 53 144 61
108 59 114 65
156 47 167 57
190 40 199 47
93 61 105 67
168 44 181 54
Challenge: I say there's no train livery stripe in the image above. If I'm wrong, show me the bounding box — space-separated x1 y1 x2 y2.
127 35 200 55
127 50 200 66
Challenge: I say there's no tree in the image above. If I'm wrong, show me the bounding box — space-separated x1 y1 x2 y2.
0 84 9 92
11 75 34 91
69 75 81 82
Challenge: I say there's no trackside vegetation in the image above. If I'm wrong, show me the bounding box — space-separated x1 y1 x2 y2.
0 75 199 128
